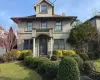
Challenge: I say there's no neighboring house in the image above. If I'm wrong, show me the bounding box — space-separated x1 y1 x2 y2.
86 15 100 52
11 0 77 56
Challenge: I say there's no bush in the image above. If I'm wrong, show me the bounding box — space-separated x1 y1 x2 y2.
62 50 76 56
78 53 89 61
51 55 58 61
24 56 33 65
53 50 63 57
87 52 95 60
0 55 5 63
19 50 32 60
38 61 59 80
29 57 49 69
57 57 80 80
83 61 95 75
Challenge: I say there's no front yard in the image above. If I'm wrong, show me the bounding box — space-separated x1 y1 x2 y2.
0 62 41 80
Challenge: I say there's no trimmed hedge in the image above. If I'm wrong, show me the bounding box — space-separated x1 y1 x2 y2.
51 55 58 61
57 57 80 80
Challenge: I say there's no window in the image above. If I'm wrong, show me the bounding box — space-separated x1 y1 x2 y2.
55 22 62 31
25 22 32 31
24 39 33 50
41 22 47 29
54 39 65 50
40 4 48 13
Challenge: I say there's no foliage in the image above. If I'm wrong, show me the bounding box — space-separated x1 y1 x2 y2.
78 53 89 61
0 55 5 63
62 50 76 56
73 57 83 71
67 23 98 53
51 55 58 61
57 57 80 80
19 50 32 60
53 50 63 57
0 27 17 52
83 61 95 75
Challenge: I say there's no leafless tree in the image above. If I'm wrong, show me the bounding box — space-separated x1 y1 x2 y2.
0 27 17 52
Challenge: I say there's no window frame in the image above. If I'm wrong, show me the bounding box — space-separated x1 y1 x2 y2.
41 21 47 29
25 22 33 32
24 39 33 50
55 21 62 31
40 4 48 13
54 39 65 50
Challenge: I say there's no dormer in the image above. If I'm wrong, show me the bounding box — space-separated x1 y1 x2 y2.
34 0 54 17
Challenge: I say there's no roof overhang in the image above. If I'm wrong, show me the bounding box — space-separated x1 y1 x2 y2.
11 16 77 23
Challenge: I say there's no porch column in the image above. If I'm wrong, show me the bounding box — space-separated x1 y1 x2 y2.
50 37 53 57
33 38 35 56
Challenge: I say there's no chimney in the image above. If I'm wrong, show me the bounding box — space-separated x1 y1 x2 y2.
62 12 66 16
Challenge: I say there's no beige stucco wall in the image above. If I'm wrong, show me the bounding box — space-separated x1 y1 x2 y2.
36 2 53 17
96 18 100 33
17 20 73 55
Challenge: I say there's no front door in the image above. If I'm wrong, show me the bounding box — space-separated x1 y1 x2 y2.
39 38 47 56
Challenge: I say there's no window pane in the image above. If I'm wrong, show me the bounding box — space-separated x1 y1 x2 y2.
59 39 65 49
41 22 47 29
27 22 32 31
41 5 47 13
54 40 59 50
24 40 29 49
55 22 62 31
30 39 33 50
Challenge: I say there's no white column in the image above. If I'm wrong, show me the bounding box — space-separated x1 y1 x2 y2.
33 38 35 56
50 38 53 57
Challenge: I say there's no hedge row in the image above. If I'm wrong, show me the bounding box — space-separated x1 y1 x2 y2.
24 56 59 80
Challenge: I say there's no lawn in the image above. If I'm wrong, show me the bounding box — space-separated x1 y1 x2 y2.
94 59 100 72
0 62 41 80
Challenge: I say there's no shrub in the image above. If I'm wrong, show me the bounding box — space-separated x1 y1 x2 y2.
2 50 20 62
24 56 33 65
83 61 95 75
78 53 89 61
62 50 76 56
53 50 63 57
38 61 59 80
45 61 59 80
51 55 58 61
29 57 49 69
87 52 95 60
19 50 32 60
73 57 83 71
57 57 80 80
0 55 5 63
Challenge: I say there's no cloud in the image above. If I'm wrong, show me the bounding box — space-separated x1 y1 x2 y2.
0 12 5 16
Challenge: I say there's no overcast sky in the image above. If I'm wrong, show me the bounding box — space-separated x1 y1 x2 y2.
0 0 100 30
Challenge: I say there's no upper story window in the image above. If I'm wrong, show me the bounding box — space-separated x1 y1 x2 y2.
55 22 62 31
41 21 47 29
40 4 48 13
25 22 33 31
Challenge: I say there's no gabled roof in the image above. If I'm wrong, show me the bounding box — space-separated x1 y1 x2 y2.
34 0 54 10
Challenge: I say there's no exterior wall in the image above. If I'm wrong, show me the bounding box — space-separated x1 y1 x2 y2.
36 2 53 17
96 18 100 33
17 20 73 55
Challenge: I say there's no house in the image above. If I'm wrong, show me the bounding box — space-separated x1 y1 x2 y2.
85 15 100 52
11 0 77 56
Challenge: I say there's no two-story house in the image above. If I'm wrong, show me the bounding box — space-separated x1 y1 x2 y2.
11 0 77 56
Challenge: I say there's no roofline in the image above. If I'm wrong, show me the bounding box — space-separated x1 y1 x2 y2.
85 15 100 23
11 16 77 23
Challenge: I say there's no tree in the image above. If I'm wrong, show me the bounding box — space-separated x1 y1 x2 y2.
0 27 17 52
67 22 98 53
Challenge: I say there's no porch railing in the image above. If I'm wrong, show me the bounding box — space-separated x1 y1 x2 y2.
36 29 49 32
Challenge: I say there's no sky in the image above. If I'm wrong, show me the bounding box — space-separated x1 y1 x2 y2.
0 0 100 30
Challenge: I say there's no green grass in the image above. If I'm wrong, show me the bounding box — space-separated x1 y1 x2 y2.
94 59 100 72
0 62 41 80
